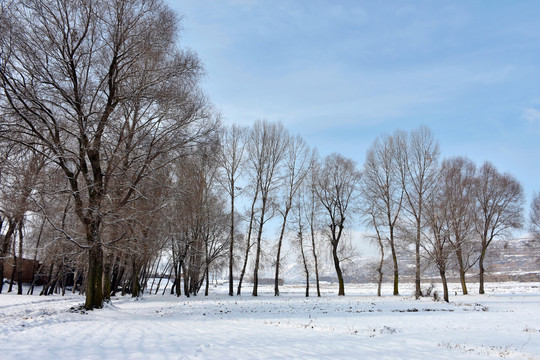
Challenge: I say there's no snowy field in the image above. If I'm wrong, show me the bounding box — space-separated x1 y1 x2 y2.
1 282 539 359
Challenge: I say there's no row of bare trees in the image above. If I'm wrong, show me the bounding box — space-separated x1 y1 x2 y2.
360 127 526 302
0 118 532 305
218 121 357 298
0 1 535 310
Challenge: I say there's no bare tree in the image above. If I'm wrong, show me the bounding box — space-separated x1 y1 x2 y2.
362 133 404 295
216 124 247 296
397 126 440 299
440 157 478 295
274 135 311 296
313 153 361 296
247 120 288 296
475 162 524 294
0 0 215 309
291 194 310 297
422 169 456 302
305 158 323 297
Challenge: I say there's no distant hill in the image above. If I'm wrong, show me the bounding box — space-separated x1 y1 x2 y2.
281 237 540 284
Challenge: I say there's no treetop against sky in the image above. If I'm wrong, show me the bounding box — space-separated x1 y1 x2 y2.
172 0 540 206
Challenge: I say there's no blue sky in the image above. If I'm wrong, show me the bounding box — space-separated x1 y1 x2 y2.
170 0 540 211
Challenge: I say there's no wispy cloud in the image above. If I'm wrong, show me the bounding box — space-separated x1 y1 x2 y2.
523 108 540 133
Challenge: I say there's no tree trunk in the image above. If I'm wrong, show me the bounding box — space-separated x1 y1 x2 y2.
0 235 6 294
274 207 291 296
182 262 189 297
455 247 468 295
47 265 61 295
332 242 345 296
29 218 45 295
439 268 449 302
414 224 421 299
377 237 384 297
85 241 104 310
0 220 16 294
72 269 79 295
299 225 309 298
478 243 487 295
17 224 24 295
0 253 4 294
310 222 321 297
252 196 269 297
389 227 399 295
204 265 210 296
228 187 235 296
237 191 258 296
8 254 16 293
131 260 140 298
174 262 182 297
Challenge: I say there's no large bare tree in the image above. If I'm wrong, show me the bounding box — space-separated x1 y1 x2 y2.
440 156 478 295
398 126 440 299
362 133 404 295
313 153 361 296
0 0 215 309
247 120 288 296
475 162 524 294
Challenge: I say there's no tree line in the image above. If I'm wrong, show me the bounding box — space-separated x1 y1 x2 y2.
0 0 537 309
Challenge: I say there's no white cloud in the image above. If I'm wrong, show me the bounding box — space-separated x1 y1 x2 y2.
523 108 540 134
523 108 540 124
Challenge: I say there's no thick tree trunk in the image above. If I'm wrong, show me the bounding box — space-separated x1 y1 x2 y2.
85 242 104 310
439 268 449 302
131 261 141 298
204 265 210 296
0 234 6 294
8 254 16 293
332 242 345 296
414 224 421 299
182 262 189 297
455 247 468 295
1 219 16 294
389 227 399 296
174 262 182 297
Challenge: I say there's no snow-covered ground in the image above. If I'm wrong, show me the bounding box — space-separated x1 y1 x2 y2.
1 282 539 359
